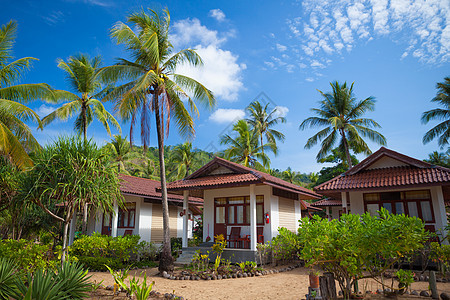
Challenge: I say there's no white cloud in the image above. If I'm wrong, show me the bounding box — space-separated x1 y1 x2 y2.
276 43 287 52
305 77 315 82
209 108 245 124
311 60 325 68
36 104 56 118
172 18 245 102
283 0 450 66
274 106 289 118
209 9 226 22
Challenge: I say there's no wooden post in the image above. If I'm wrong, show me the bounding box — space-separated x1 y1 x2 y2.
320 272 337 300
430 271 438 299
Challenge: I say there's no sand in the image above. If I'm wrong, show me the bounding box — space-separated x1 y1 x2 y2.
88 267 450 300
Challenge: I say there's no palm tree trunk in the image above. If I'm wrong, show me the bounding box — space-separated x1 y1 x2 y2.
81 102 87 141
260 134 264 156
340 129 353 169
154 92 174 273
82 203 88 235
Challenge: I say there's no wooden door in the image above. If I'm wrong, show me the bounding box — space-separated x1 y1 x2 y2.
214 204 227 240
102 213 112 236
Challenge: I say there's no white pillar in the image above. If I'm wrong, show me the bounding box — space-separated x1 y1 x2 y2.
182 190 189 248
436 187 449 244
68 208 77 246
250 184 257 251
111 201 118 237
342 192 348 214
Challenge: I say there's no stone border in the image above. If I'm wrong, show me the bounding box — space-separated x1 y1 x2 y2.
161 263 302 281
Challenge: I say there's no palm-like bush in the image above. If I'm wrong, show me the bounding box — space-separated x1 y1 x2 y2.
0 21 54 168
42 54 121 140
300 81 386 169
53 261 91 299
422 77 450 148
0 258 21 299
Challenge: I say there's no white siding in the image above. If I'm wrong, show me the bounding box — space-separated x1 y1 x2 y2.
278 197 296 232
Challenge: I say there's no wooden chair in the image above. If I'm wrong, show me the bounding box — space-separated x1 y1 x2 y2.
123 229 133 236
227 227 241 248
257 227 264 244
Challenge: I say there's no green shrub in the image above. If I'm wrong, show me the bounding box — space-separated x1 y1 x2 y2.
171 237 182 258
137 241 160 261
54 261 91 299
70 233 142 270
0 239 55 272
270 227 301 261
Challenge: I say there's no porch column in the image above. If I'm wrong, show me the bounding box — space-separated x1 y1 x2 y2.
436 187 449 244
250 184 257 251
341 192 348 214
68 208 77 246
111 201 118 237
325 206 330 220
182 190 189 248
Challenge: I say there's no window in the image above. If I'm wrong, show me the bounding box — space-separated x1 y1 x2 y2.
118 202 136 228
363 190 434 223
214 195 264 225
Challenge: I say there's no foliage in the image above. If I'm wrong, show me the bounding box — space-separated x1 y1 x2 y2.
220 119 275 169
105 264 131 293
171 237 182 258
256 242 271 265
396 269 414 294
270 227 301 262
128 272 154 300
42 54 121 140
246 100 286 156
422 76 450 148
0 258 21 299
211 234 227 274
297 209 427 298
238 261 257 273
70 233 142 270
0 239 55 272
316 148 359 185
20 136 124 263
191 250 209 272
137 241 160 262
430 242 450 276
424 151 450 168
0 20 54 169
300 81 386 169
16 261 91 300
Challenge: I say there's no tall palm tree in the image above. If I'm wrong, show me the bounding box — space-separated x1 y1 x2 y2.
422 77 450 148
42 54 121 140
0 21 54 169
246 100 286 155
170 142 196 179
107 134 143 173
101 9 215 272
220 120 275 169
424 151 450 168
282 167 297 183
299 81 386 169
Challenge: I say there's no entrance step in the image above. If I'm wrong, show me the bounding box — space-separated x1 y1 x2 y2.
175 247 198 265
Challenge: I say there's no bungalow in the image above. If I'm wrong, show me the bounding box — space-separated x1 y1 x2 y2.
314 147 449 242
165 156 321 257
69 175 203 245
310 198 344 220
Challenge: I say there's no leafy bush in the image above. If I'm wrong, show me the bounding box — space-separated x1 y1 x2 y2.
137 241 160 261
430 242 450 276
0 239 55 272
70 233 142 270
270 227 301 262
297 208 427 298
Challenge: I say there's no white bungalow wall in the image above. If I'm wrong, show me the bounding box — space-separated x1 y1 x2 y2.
202 185 302 243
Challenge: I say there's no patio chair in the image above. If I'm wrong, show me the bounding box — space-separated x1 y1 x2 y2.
123 229 133 236
257 227 264 244
227 227 241 248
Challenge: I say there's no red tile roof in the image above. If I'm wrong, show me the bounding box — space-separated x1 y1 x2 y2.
166 157 321 200
315 147 450 193
312 199 343 206
119 175 204 205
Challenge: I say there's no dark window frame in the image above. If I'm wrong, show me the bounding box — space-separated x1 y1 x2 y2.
118 202 136 228
214 195 264 226
363 190 435 223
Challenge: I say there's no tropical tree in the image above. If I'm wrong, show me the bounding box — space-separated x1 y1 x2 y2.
422 77 450 148
20 136 123 264
0 21 54 168
107 134 143 173
246 100 286 155
282 167 297 183
424 151 450 168
169 142 197 179
101 9 215 272
42 54 121 140
299 81 386 169
316 148 359 185
220 119 275 169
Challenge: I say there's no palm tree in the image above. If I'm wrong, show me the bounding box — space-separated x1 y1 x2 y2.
107 134 144 173
282 167 297 183
101 9 215 272
0 21 54 169
424 151 450 168
246 100 286 155
422 77 450 148
299 81 386 169
42 54 121 140
170 142 197 179
220 120 275 169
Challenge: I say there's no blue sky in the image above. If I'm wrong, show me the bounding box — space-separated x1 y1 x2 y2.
3 0 450 173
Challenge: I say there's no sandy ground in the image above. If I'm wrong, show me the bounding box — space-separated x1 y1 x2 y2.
88 266 450 300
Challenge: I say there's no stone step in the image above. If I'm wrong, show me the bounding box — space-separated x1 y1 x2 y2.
175 248 198 265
